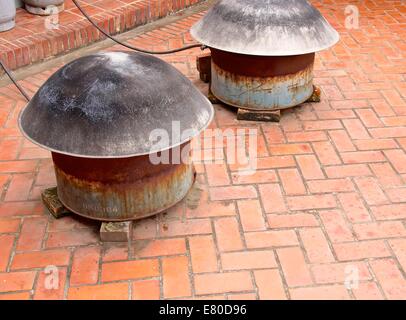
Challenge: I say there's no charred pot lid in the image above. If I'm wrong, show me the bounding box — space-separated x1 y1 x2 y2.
19 52 214 158
191 0 340 56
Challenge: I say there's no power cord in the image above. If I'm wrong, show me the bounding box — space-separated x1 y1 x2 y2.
0 59 30 101
0 0 206 102
72 0 206 55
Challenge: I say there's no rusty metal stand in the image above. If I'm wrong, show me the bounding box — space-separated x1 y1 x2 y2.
237 108 281 122
197 53 322 123
100 222 133 242
42 187 133 242
306 85 322 103
196 53 211 83
41 187 70 219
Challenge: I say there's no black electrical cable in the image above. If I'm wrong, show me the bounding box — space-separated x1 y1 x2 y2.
1 0 205 102
72 0 206 54
0 59 30 102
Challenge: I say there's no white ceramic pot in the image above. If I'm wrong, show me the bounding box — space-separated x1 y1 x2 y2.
0 0 17 32
23 0 64 16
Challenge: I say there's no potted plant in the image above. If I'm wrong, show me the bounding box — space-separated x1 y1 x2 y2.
0 0 16 32
22 0 64 16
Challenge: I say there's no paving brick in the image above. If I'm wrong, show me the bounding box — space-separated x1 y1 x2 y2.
255 156 296 170
70 247 100 286
259 184 287 213
279 169 307 195
352 282 385 300
355 109 383 128
101 259 159 282
384 149 406 173
34 267 67 300
189 235 218 273
303 120 342 131
370 162 404 187
11 249 70 271
277 247 313 287
194 272 253 295
254 269 287 300
162 256 191 299
210 186 257 201
0 235 14 272
269 143 312 155
287 194 336 211
370 259 406 300
337 192 371 223
4 173 34 202
0 219 20 233
313 141 341 165
286 131 327 142
227 293 257 300
296 155 325 180
354 177 389 205
68 283 129 300
311 262 371 284
299 228 335 263
325 164 371 178
46 229 99 248
343 119 370 140
268 213 319 228
290 285 351 300
245 230 298 249
237 200 266 232
231 170 278 185
307 179 354 193
17 217 47 251
0 292 31 300
371 204 406 220
221 250 277 270
135 238 186 258
333 240 391 261
205 162 230 187
341 151 386 164
354 139 398 151
354 222 406 240
328 130 356 152
0 271 36 293
388 239 406 274
214 217 244 252
319 209 355 243
159 219 212 237
132 279 160 300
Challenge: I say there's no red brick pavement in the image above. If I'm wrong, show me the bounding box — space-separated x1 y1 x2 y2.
0 0 405 300
0 0 204 71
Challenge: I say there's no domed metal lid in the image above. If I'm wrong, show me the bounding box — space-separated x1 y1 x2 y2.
191 0 340 56
19 52 214 158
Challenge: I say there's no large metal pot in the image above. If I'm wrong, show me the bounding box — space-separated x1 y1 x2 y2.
191 0 339 111
19 52 214 221
0 0 16 32
23 0 64 15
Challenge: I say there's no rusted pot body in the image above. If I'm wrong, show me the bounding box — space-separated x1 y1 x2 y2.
23 0 64 15
52 143 195 222
19 52 214 222
191 0 339 111
210 48 315 111
0 0 16 32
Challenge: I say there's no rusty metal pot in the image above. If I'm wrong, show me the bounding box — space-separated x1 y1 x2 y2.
191 0 339 111
19 52 214 221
